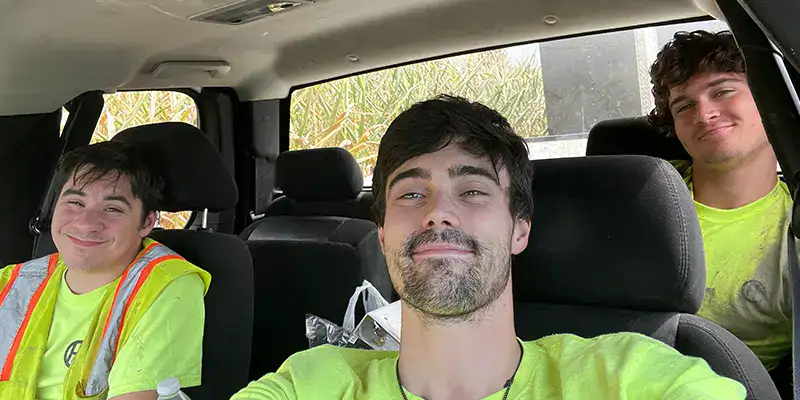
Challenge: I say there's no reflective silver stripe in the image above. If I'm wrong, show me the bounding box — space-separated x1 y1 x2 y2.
0 256 52 371
84 244 179 396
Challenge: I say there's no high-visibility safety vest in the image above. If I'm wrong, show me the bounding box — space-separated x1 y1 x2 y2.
0 238 211 399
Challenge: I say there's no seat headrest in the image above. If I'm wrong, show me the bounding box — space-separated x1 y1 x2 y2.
276 148 363 202
586 117 690 161
513 155 705 313
111 122 238 212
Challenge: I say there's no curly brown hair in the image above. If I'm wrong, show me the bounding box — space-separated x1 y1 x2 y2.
648 30 745 136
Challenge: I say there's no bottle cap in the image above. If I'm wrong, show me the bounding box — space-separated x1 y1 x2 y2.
157 377 181 396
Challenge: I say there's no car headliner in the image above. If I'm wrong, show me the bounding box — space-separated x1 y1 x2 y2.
0 0 724 115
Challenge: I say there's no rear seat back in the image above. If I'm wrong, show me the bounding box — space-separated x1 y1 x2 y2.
513 155 779 399
242 147 391 380
265 147 374 221
586 116 690 160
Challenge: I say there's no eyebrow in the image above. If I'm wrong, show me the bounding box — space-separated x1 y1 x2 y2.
61 188 85 197
105 195 132 208
387 167 431 193
448 164 500 186
668 77 745 109
61 188 132 208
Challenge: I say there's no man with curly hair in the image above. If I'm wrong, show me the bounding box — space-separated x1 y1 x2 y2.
649 29 791 389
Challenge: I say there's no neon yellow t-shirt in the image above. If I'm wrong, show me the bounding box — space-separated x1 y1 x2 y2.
35 260 206 399
673 161 793 371
230 333 745 399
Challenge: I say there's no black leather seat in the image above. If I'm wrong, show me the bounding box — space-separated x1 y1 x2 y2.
513 155 779 400
110 122 254 400
264 147 375 221
586 116 690 160
242 147 391 380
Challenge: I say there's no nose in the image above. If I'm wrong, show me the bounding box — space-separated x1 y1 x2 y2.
72 209 105 233
693 98 720 125
422 192 461 229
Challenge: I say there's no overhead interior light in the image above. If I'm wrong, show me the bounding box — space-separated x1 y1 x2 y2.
543 15 558 25
190 0 307 25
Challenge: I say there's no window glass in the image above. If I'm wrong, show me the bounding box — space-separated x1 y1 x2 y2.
291 19 730 185
92 91 198 229
60 108 69 134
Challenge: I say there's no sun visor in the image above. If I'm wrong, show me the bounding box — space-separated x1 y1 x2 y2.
693 0 727 22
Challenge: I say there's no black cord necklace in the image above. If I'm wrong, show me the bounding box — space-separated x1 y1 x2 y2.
396 341 524 400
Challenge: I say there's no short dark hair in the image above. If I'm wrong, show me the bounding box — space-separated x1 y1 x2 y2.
52 141 165 223
372 94 533 226
648 30 745 136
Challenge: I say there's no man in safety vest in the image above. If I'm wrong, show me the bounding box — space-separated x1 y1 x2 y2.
0 141 211 400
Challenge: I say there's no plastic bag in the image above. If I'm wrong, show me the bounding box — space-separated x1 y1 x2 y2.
305 280 390 350
353 300 401 351
305 313 370 349
343 280 391 332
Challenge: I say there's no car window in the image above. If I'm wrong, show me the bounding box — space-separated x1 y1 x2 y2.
291 19 730 186
92 91 199 229
59 108 69 134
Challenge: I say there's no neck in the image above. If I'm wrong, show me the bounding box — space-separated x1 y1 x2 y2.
64 246 141 295
692 146 778 209
397 281 520 400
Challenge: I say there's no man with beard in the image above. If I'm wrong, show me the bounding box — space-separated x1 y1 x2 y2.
231 95 744 399
649 30 792 394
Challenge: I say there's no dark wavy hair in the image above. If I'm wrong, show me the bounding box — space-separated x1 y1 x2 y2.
648 30 745 136
372 94 533 226
52 141 164 224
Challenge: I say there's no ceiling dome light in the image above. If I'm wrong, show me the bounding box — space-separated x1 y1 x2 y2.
543 15 558 25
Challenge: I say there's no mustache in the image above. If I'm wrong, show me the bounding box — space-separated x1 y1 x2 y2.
403 228 482 257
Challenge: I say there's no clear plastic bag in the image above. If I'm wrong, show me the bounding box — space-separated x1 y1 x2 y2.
305 313 370 349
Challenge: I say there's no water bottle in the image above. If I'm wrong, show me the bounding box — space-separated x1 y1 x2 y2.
156 377 191 400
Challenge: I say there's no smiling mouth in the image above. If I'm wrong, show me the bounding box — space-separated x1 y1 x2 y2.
412 244 473 258
67 235 105 247
699 124 734 139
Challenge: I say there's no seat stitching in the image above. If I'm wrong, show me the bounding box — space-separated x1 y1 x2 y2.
659 159 691 311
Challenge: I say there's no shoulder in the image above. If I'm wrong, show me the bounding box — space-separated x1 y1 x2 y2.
527 332 713 380
525 333 745 399
527 332 678 359
0 255 55 282
279 345 396 372
0 263 17 276
158 273 206 298
232 346 397 399
778 180 791 199
146 244 211 295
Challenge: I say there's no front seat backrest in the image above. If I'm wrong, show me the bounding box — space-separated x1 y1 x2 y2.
586 116 690 160
513 155 778 400
241 149 391 379
265 147 374 221
111 122 253 400
241 214 392 380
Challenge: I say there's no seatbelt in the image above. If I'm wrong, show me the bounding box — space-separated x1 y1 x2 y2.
29 92 104 254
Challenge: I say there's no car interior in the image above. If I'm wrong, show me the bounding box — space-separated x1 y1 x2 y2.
3 0 800 399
